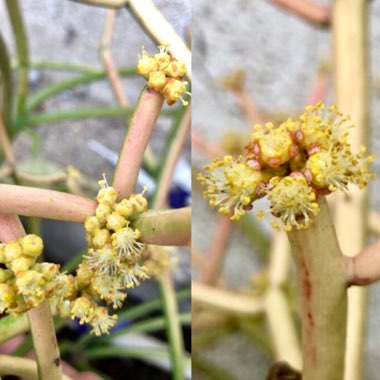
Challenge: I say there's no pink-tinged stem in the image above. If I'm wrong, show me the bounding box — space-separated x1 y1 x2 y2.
0 214 62 380
198 215 232 285
308 68 329 105
0 184 96 222
113 88 164 200
287 197 347 380
272 0 331 26
345 239 380 286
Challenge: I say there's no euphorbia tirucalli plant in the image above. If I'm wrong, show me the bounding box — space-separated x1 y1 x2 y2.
0 46 191 379
198 103 380 380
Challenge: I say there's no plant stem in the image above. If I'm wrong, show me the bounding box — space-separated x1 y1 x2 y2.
152 105 190 207
70 0 127 8
5 0 29 118
0 355 72 380
26 67 135 111
17 106 134 129
28 301 63 380
271 0 331 26
159 271 185 380
27 60 100 74
287 197 346 380
0 31 13 130
0 214 62 380
0 314 29 344
0 184 190 244
112 88 164 199
333 2 368 378
192 282 264 316
131 207 191 246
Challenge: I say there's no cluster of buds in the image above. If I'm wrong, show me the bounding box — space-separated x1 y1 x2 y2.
0 235 72 315
137 45 190 106
70 176 150 335
198 103 374 231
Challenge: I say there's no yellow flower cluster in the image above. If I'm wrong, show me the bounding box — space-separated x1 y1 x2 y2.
0 177 151 336
199 103 374 230
70 177 150 335
0 235 73 314
137 45 190 106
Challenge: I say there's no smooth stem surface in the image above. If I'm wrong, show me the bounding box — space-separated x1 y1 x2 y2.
287 197 346 380
333 2 368 378
0 31 13 130
0 314 29 344
113 88 164 199
5 0 29 117
159 271 185 380
0 214 62 380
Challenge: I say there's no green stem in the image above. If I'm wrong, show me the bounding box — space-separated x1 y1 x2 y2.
5 0 29 117
287 197 347 380
27 60 100 74
86 346 170 361
158 271 185 380
16 106 134 129
0 314 29 344
26 67 136 111
0 31 13 130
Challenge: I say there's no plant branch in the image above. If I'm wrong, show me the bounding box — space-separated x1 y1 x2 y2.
5 0 29 117
345 239 380 286
0 30 13 131
0 184 190 245
287 197 346 380
112 88 164 199
192 282 264 316
131 207 191 246
100 10 130 106
153 105 191 208
69 0 127 8
333 2 368 378
0 111 16 169
271 0 331 26
0 214 62 380
0 314 29 344
197 215 232 285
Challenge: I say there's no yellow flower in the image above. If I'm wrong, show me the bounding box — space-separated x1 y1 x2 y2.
162 78 189 106
4 242 23 262
19 234 43 258
89 306 117 336
122 263 150 288
71 296 96 324
111 227 145 260
250 122 294 168
267 176 320 231
106 212 127 232
147 70 167 91
198 155 264 220
137 47 158 78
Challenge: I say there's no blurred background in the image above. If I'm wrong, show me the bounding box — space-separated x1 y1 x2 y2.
192 1 380 379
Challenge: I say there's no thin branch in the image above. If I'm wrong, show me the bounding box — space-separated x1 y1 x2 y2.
0 112 16 169
0 355 73 380
345 239 380 286
198 215 232 285
112 88 164 199
5 0 29 117
192 129 224 159
192 282 264 316
69 0 127 8
100 10 130 106
271 0 331 26
154 106 191 208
